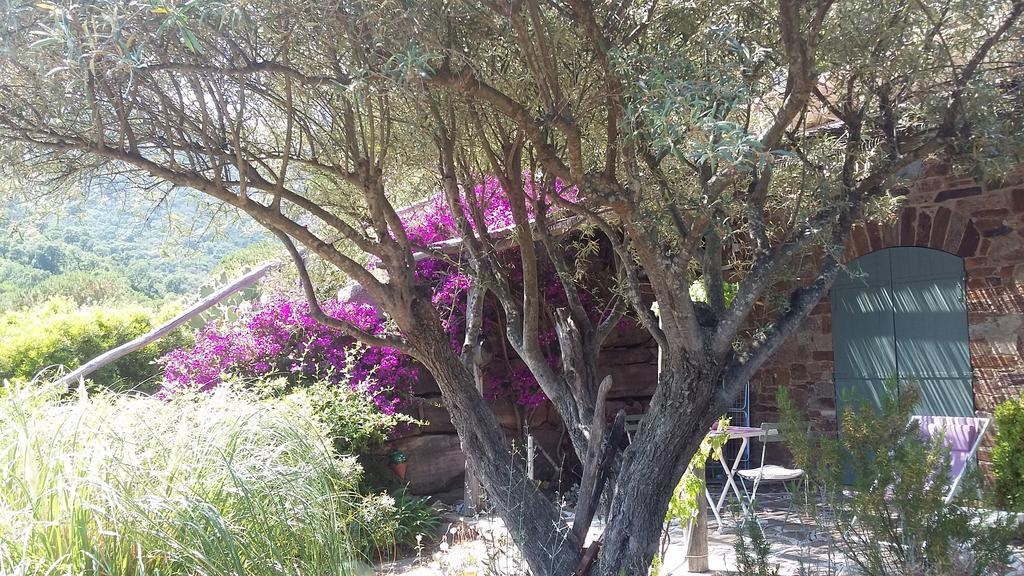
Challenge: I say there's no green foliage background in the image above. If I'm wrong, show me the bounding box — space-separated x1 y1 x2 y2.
993 395 1024 512
0 192 267 309
0 297 188 390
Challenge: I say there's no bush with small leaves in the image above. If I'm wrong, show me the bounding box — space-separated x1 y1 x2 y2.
992 394 1024 512
0 296 187 391
779 379 1015 576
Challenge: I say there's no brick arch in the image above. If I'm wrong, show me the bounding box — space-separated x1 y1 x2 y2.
844 206 983 262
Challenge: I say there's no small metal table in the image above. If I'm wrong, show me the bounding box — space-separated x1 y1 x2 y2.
705 425 765 531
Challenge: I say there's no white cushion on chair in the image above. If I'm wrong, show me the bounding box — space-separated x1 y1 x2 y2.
738 465 804 482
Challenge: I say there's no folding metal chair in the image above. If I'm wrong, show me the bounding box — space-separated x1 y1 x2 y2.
624 413 644 442
737 422 805 523
910 415 990 504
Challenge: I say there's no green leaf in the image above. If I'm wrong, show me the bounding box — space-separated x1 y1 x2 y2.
178 25 203 54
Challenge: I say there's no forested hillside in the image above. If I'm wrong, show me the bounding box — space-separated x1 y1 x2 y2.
1 192 268 309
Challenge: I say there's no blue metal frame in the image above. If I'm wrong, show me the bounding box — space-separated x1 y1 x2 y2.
709 381 751 480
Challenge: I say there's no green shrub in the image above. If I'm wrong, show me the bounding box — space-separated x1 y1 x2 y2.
0 257 50 307
992 394 1024 511
0 380 395 575
733 514 780 576
277 382 437 553
7 268 146 308
253 377 420 456
388 489 441 554
215 239 283 276
780 380 1015 576
0 297 188 391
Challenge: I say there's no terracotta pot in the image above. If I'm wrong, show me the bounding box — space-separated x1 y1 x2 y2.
390 461 407 480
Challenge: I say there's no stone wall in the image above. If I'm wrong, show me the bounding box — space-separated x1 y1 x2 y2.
750 169 1024 468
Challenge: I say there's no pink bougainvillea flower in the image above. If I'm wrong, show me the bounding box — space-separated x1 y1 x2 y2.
162 176 601 410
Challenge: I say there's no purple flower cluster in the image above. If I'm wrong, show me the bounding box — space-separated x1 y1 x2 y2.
401 176 593 408
160 296 417 414
162 175 620 410
401 176 579 248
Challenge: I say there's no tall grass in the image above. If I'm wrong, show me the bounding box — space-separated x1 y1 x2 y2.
0 380 394 575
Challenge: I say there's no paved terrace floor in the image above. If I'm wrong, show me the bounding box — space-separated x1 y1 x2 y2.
383 491 1024 575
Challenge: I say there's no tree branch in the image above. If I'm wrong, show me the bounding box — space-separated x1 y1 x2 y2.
272 229 414 353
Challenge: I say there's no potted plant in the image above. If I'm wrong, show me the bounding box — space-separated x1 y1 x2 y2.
388 448 408 480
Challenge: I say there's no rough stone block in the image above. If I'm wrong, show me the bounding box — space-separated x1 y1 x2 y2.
900 208 917 245
934 186 982 203
394 434 466 495
852 226 871 256
412 375 441 395
417 400 456 434
790 363 808 380
867 221 884 252
811 350 834 362
930 206 952 250
915 210 933 246
1012 188 1024 213
957 221 981 257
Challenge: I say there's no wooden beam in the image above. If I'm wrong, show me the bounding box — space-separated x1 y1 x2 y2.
687 467 710 572
56 261 280 388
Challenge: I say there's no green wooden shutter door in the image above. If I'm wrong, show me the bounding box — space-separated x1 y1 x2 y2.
832 248 973 420
890 248 973 416
833 250 897 419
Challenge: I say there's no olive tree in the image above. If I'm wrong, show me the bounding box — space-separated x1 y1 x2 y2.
0 0 1020 573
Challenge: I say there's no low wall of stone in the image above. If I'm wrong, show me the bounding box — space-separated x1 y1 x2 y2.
392 322 660 501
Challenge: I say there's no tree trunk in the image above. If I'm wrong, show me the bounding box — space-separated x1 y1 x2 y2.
408 299 582 575
463 362 485 515
403 299 732 576
595 365 720 575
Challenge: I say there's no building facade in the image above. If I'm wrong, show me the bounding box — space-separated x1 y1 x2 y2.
751 169 1024 470
395 168 1024 496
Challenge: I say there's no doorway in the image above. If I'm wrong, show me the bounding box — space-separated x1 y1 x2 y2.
831 247 974 421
